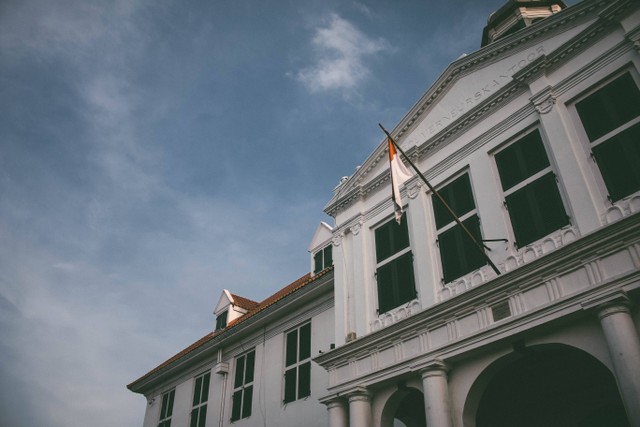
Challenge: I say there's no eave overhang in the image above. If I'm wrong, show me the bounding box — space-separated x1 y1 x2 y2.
128 268 334 395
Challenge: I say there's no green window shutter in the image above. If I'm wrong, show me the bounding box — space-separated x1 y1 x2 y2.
231 391 242 421
167 390 174 417
299 323 311 361
192 377 202 406
438 215 486 283
376 262 395 314
592 123 640 202
433 174 476 228
323 245 333 267
375 216 410 262
234 356 245 388
375 221 392 262
395 251 416 305
201 373 210 403
576 73 640 141
298 361 311 399
495 130 550 191
313 251 323 274
197 406 207 427
285 330 298 367
245 351 255 384
284 368 297 403
242 386 253 419
376 251 415 314
505 173 569 247
160 393 168 419
190 408 199 427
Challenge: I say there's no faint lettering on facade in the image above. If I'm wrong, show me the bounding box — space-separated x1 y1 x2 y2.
408 46 546 144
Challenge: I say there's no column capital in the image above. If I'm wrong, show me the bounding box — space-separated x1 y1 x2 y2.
346 386 372 403
319 394 347 408
581 291 632 319
417 359 450 379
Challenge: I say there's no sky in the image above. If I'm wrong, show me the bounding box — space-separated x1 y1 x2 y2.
0 0 575 426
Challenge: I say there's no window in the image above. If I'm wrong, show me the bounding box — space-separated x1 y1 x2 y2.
575 72 640 202
433 173 486 283
284 322 311 404
215 310 228 331
495 129 569 247
313 245 333 274
231 349 255 421
190 372 210 427
158 389 175 427
374 215 416 314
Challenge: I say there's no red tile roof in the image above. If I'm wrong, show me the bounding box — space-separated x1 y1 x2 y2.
127 267 333 391
229 293 259 311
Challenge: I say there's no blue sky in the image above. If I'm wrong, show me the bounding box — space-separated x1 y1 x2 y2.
0 0 568 425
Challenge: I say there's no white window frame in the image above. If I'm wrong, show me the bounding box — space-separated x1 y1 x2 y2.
158 388 175 427
190 371 210 427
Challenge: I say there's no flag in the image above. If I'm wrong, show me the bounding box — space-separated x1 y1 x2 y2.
388 137 413 223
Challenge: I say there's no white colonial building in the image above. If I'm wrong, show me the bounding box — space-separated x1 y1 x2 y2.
128 1 640 426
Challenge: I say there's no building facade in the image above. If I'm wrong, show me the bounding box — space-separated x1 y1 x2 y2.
128 1 640 426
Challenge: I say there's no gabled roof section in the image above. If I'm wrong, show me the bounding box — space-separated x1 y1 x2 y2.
127 267 334 392
308 221 334 253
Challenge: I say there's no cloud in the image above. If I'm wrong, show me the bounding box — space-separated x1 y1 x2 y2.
296 13 389 96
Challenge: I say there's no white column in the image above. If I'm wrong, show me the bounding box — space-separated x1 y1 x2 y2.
597 299 640 426
324 397 348 427
348 387 372 427
421 361 453 427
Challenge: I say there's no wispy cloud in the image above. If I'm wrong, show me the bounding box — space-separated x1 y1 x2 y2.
296 14 390 96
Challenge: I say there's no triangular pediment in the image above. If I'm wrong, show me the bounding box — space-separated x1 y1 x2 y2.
214 289 233 316
308 221 334 253
325 1 597 217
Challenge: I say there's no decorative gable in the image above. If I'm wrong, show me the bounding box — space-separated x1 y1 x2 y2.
309 222 334 275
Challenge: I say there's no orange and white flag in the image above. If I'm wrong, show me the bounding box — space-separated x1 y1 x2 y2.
388 137 412 223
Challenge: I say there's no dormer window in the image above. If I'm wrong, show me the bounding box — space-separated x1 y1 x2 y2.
313 245 333 274
215 310 228 331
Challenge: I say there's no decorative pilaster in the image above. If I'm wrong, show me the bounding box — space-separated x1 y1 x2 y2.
347 387 372 427
420 361 453 427
596 296 640 426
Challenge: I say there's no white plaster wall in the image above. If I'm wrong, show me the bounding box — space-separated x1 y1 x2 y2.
217 303 334 427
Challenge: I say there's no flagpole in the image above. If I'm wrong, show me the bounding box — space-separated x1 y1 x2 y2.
379 123 501 277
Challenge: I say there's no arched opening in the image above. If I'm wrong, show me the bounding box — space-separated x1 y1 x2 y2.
464 344 629 427
381 387 426 427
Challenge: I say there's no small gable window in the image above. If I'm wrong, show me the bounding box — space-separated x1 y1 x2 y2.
575 72 640 202
374 215 416 314
215 310 228 331
495 129 569 247
313 245 333 274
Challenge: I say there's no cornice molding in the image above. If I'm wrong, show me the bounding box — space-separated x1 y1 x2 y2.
314 213 640 370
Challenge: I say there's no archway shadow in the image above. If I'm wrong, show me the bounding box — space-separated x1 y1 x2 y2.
463 343 629 427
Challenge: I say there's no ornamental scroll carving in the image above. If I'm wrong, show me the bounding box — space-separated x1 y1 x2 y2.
532 90 556 114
